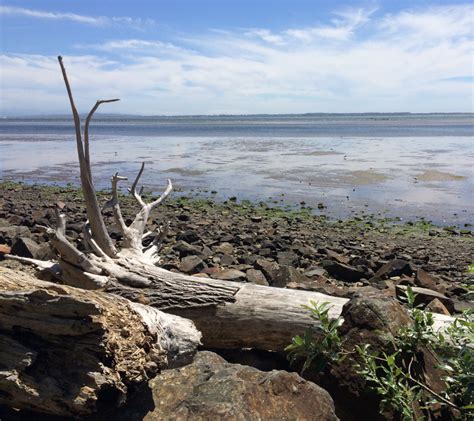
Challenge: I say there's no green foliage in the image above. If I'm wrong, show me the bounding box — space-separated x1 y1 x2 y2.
397 286 436 351
434 311 474 413
356 346 422 421
286 291 473 420
285 301 344 372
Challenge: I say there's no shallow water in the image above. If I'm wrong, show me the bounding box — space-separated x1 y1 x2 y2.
0 114 473 225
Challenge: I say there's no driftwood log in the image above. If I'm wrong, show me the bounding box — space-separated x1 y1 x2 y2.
5 56 453 355
0 266 200 417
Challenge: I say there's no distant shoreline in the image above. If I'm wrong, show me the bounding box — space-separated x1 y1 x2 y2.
2 112 474 120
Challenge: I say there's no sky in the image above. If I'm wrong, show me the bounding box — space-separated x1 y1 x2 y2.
0 0 473 116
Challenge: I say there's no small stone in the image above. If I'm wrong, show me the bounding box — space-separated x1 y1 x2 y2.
322 260 366 283
11 237 41 259
179 255 206 274
325 249 350 265
452 299 474 313
193 273 210 278
220 254 235 266
211 269 246 281
0 225 31 240
215 242 234 255
374 259 413 280
258 248 272 257
271 266 308 288
415 269 442 291
0 244 11 255
246 269 269 286
425 298 451 316
176 230 200 244
250 216 262 223
277 251 298 266
395 285 454 313
255 259 279 282
173 241 201 257
304 267 326 277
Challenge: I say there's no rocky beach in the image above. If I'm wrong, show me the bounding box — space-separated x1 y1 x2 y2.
1 181 472 314
1 180 473 419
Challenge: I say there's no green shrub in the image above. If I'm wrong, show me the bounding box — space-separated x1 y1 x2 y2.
286 288 474 420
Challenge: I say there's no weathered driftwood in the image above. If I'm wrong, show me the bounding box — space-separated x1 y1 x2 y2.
0 266 201 417
5 56 453 355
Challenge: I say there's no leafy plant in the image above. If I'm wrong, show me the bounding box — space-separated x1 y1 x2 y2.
467 263 474 274
285 301 344 372
434 311 474 413
286 291 473 420
356 346 422 421
396 286 436 351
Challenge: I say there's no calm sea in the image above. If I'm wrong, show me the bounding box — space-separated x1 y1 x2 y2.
1 113 473 225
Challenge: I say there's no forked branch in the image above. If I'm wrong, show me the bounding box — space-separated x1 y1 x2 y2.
84 99 119 177
57 56 117 257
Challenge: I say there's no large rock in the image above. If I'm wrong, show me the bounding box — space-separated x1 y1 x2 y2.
117 351 338 421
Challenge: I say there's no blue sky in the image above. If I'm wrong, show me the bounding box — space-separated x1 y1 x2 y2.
1 1 473 115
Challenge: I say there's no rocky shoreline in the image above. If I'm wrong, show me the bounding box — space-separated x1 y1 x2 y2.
1 181 473 315
1 180 473 420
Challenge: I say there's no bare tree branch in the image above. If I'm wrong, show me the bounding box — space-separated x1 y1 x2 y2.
84 99 120 178
57 56 117 257
129 162 146 207
150 179 173 208
4 255 56 270
104 172 128 234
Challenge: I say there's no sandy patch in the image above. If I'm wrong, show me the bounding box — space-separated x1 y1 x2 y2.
165 167 205 176
344 170 390 185
416 170 467 182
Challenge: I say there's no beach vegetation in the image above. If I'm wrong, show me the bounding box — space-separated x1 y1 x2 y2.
286 288 474 420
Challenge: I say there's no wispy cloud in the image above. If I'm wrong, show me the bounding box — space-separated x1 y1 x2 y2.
244 29 286 45
1 4 472 115
285 7 377 41
79 39 190 57
380 5 473 39
0 5 154 27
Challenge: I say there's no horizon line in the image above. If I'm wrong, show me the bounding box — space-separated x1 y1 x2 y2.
2 111 474 119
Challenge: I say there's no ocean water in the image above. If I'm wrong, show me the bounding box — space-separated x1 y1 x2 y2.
1 113 473 225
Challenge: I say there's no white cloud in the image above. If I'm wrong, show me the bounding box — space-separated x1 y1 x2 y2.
245 29 285 45
0 5 154 27
1 4 473 115
285 7 376 42
380 4 473 39
78 39 191 57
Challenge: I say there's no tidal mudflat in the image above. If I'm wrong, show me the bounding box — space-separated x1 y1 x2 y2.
1 114 472 226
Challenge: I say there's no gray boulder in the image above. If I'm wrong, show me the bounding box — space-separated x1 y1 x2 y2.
116 351 338 421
